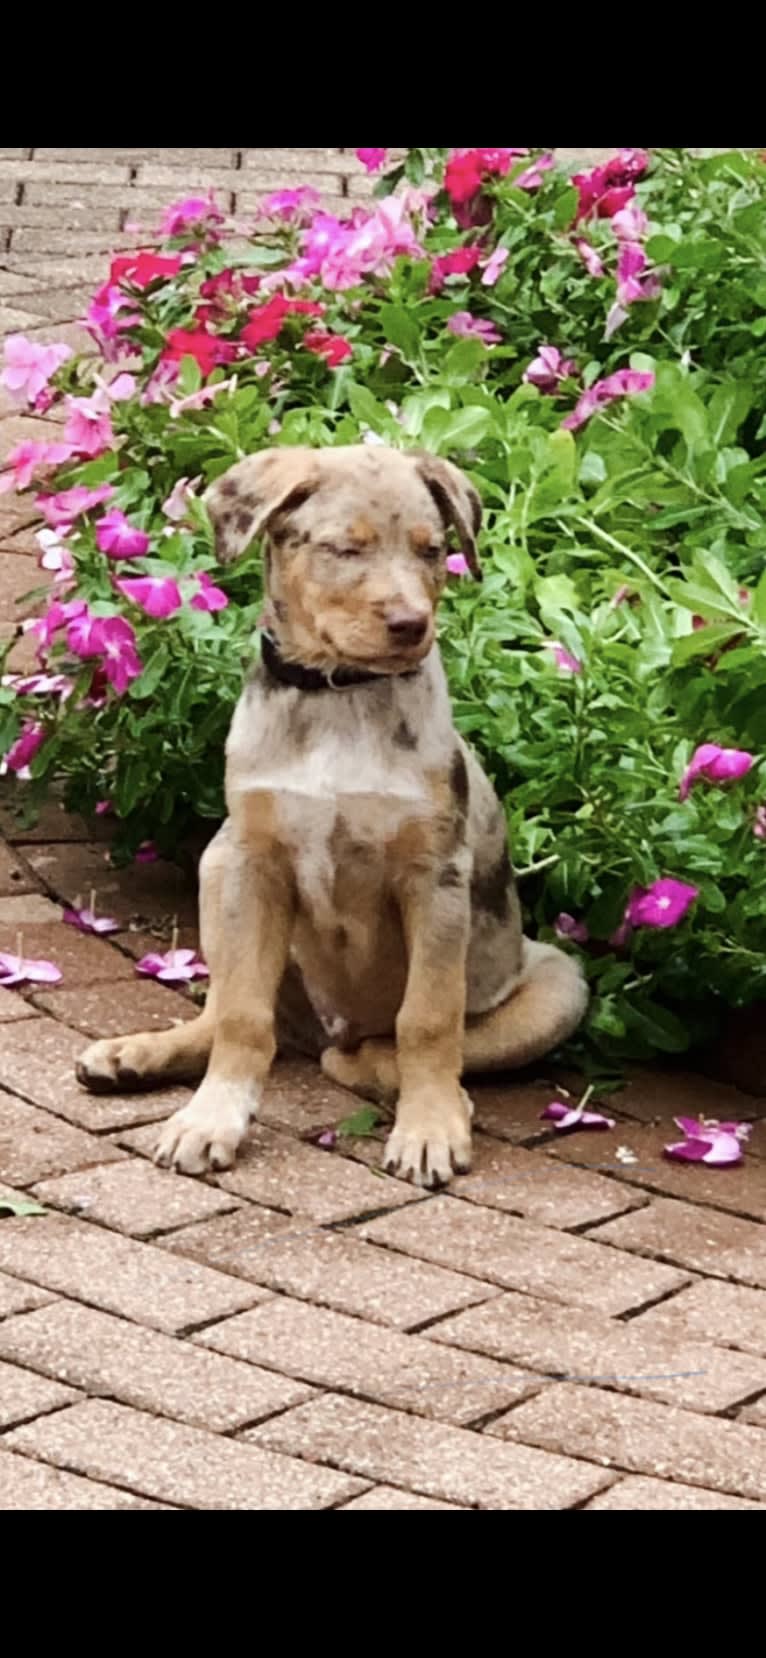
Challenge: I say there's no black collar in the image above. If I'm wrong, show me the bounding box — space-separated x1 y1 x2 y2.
260 631 419 693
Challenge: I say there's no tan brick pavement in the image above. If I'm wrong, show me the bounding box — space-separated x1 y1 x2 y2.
0 148 764 1510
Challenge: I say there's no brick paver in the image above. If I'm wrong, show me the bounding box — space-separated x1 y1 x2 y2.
6 1398 367 1509
1 146 764 1510
0 1301 316 1431
195 1296 546 1425
247 1393 614 1509
158 1205 500 1329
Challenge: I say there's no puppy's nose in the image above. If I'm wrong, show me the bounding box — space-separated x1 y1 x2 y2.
386 608 430 646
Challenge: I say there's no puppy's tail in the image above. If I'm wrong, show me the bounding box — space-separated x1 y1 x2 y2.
463 939 588 1073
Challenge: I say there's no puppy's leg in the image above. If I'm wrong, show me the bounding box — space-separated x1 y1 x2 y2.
76 824 231 1094
156 826 293 1174
382 852 472 1188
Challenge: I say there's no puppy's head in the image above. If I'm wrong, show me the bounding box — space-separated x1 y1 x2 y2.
204 444 482 674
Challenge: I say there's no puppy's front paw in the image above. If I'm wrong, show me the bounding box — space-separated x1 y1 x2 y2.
383 1087 473 1189
155 1083 255 1175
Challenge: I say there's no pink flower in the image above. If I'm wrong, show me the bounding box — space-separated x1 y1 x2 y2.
37 483 115 530
66 608 103 660
190 571 228 612
0 720 46 776
446 553 470 578
319 198 425 290
63 390 115 458
96 510 151 560
610 584 633 609
626 879 699 930
1 335 72 406
612 203 649 241
573 238 604 279
447 311 502 344
95 800 113 816
169 378 236 419
93 616 143 693
0 439 75 494
260 186 321 223
554 913 589 944
0 950 62 987
115 576 182 619
562 369 655 432
63 902 120 936
83 283 141 359
36 532 75 588
679 743 755 802
428 244 483 294
541 1100 615 1133
513 154 555 191
135 841 158 863
549 642 582 674
664 1116 750 1168
356 149 388 173
107 372 137 402
4 670 72 699
523 345 577 393
480 246 509 286
162 478 194 521
754 805 766 841
136 948 208 984
159 194 224 243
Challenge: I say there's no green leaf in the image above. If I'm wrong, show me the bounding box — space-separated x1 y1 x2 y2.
671 623 744 664
337 1106 381 1138
437 406 492 451
131 642 171 699
754 569 766 625
553 185 578 229
177 355 202 397
379 303 422 360
0 1197 47 1217
347 382 384 428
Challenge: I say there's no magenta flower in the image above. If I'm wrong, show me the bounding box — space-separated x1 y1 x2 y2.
664 1116 750 1168
541 1100 615 1133
136 948 209 984
135 841 158 863
4 670 72 700
94 617 143 694
63 895 120 936
754 805 766 841
0 949 62 987
159 193 224 243
96 510 151 560
679 743 755 802
0 720 46 777
356 149 388 173
1 335 72 406
626 879 699 930
63 390 115 458
573 238 604 278
447 311 502 344
95 800 113 816
548 642 582 674
480 246 509 287
190 571 228 612
84 283 141 359
26 597 87 654
261 187 321 222
513 154 555 191
562 369 655 432
38 483 115 531
0 439 75 494
66 608 103 660
116 576 182 620
554 913 589 944
446 552 471 578
36 532 75 588
523 344 577 394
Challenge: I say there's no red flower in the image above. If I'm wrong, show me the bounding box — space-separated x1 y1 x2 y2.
429 244 483 294
444 151 485 205
161 328 238 377
110 251 183 289
240 295 291 350
303 330 353 367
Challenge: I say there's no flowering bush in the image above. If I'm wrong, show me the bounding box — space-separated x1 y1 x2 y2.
2 145 766 1066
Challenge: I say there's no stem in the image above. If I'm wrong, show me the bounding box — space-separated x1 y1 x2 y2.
515 853 560 880
170 919 179 957
573 517 670 594
89 888 97 920
15 931 23 963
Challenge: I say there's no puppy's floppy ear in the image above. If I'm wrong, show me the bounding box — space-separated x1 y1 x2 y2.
414 453 483 581
204 447 320 565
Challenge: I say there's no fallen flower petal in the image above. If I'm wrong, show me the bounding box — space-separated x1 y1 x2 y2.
664 1115 750 1167
0 951 62 987
63 905 120 936
541 1100 616 1132
136 948 209 984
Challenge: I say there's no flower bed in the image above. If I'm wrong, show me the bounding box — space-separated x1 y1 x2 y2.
2 146 766 1067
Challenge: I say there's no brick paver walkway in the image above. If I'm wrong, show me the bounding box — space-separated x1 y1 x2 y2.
1 150 764 1511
